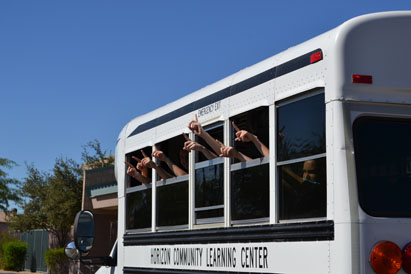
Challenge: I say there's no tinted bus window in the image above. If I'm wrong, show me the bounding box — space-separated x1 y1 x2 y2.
230 107 269 222
195 123 224 224
126 187 151 229
125 147 153 230
155 135 189 228
277 92 326 220
277 94 325 162
353 117 411 217
126 147 152 187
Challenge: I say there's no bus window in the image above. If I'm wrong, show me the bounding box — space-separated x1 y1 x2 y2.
353 117 411 217
155 135 188 179
125 147 152 230
230 107 270 222
126 187 152 230
194 123 224 224
277 92 326 220
155 135 189 228
126 147 152 187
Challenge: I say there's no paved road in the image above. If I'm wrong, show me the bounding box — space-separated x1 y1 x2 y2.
0 271 43 274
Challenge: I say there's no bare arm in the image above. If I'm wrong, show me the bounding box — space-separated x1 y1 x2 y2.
188 114 222 156
125 161 151 185
182 133 218 160
141 150 173 180
152 146 187 177
232 121 269 157
216 139 252 162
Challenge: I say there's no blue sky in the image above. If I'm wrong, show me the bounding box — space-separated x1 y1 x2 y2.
0 1 410 183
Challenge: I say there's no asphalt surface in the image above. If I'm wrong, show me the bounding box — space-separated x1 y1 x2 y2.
0 271 43 274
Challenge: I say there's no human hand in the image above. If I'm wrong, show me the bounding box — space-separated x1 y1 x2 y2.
214 139 237 158
182 133 205 152
141 150 156 168
125 161 141 178
152 145 167 162
232 121 255 142
132 156 148 177
220 146 238 158
131 156 144 171
188 114 204 137
279 125 285 142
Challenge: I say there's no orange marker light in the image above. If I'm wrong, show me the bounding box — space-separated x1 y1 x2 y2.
370 241 402 274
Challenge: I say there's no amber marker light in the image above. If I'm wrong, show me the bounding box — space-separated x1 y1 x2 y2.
370 241 402 274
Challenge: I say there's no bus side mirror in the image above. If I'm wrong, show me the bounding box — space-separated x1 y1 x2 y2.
74 210 95 254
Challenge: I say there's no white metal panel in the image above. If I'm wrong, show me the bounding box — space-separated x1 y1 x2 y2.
269 104 276 224
359 208 411 274
329 223 360 274
117 196 126 272
227 80 274 118
115 127 127 200
331 11 411 104
123 241 330 273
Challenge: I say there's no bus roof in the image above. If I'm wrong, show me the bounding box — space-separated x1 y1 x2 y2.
119 11 411 141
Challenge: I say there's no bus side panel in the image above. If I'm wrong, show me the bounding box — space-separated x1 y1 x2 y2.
123 241 330 274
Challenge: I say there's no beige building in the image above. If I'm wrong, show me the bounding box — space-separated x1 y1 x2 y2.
82 165 118 258
0 211 10 233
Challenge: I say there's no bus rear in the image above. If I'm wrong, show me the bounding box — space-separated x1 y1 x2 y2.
332 11 411 274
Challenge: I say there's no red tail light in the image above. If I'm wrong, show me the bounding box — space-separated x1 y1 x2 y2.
402 243 411 274
370 241 402 274
352 74 373 84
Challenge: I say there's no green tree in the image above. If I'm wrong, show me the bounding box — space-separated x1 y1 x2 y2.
82 139 114 169
10 158 82 248
0 158 19 211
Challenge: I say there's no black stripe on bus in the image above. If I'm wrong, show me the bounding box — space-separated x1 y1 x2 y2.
123 220 334 246
124 267 281 274
128 49 323 138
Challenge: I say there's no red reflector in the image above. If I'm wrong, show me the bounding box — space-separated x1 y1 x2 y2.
370 241 402 274
310 51 322 63
402 243 411 274
352 74 373 84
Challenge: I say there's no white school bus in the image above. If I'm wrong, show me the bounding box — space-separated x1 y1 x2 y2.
68 11 411 274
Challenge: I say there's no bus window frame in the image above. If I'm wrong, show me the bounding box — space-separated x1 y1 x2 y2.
155 173 190 231
125 181 153 233
193 122 225 226
125 146 154 232
276 89 327 222
228 106 270 225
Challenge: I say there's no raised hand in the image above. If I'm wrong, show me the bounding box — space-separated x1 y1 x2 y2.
151 145 167 162
215 139 251 162
215 139 236 158
131 156 143 170
141 150 156 169
232 121 255 142
182 133 217 160
188 114 205 137
132 156 148 177
125 161 150 184
182 133 204 152
232 121 269 157
125 161 139 178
